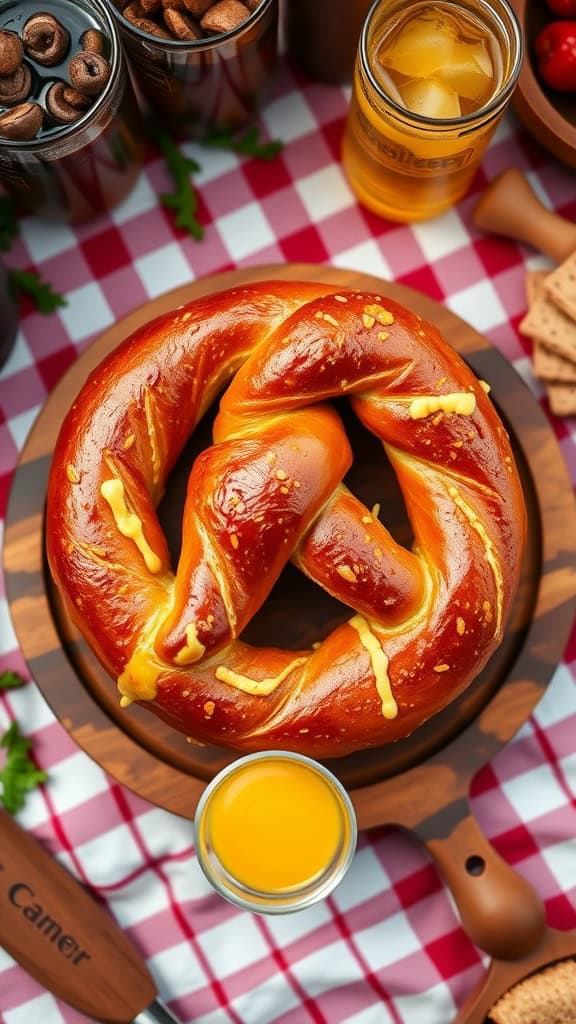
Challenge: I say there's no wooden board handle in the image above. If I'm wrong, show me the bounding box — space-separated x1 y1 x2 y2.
421 813 546 961
472 168 576 264
0 809 157 1023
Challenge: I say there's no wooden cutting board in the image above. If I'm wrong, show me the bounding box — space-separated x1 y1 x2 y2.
4 263 576 833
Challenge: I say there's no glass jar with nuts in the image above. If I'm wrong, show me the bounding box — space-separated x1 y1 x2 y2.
0 0 145 222
110 0 278 136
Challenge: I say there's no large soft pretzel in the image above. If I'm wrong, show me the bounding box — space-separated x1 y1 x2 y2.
46 281 526 758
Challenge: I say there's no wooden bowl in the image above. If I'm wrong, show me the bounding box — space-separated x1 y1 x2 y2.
510 0 576 168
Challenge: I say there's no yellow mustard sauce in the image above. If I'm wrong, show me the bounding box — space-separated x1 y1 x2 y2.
206 758 346 893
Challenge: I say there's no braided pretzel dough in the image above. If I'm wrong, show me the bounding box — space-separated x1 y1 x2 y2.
46 281 526 757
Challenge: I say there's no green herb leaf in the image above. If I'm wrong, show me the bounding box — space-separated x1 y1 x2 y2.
0 721 47 814
150 126 204 241
9 269 67 314
0 197 19 252
0 671 25 690
202 125 283 161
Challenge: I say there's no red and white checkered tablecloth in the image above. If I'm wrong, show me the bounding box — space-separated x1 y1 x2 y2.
1 58 575 1024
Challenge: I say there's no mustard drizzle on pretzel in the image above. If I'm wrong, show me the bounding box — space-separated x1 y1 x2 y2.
349 614 397 719
45 282 524 757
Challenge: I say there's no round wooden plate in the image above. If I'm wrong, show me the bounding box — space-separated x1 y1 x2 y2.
4 264 576 833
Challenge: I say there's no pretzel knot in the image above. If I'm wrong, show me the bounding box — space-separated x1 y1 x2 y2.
46 281 526 757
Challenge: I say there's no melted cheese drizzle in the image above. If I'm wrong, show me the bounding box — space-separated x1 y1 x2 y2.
117 602 172 706
144 390 161 489
173 621 206 666
409 393 476 420
448 485 504 638
118 649 163 707
100 478 162 574
215 657 307 697
349 614 397 719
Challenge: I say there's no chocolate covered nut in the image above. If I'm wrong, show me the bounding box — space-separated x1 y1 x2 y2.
182 0 213 15
69 51 111 97
163 8 202 38
80 29 107 56
22 13 70 67
201 0 251 34
0 101 43 140
0 30 24 77
0 63 32 106
46 82 90 123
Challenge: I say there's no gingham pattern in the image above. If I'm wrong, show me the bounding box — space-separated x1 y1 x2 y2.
1 60 576 1024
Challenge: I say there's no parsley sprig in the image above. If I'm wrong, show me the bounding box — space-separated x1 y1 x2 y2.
150 123 283 241
150 126 204 241
9 269 67 314
0 722 47 814
0 202 66 315
0 671 26 690
203 126 283 161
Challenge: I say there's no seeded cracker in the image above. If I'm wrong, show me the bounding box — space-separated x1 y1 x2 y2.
525 274 576 380
533 344 576 383
544 250 576 322
546 382 576 417
525 269 548 307
519 282 576 364
522 271 576 411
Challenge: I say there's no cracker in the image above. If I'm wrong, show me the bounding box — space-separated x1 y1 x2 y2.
547 382 576 417
525 269 549 306
489 958 576 1024
545 250 576 322
519 290 576 364
533 342 576 383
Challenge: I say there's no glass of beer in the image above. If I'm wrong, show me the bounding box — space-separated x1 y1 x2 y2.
342 0 522 222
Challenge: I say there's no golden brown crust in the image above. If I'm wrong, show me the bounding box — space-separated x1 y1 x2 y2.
46 282 526 757
489 959 576 1024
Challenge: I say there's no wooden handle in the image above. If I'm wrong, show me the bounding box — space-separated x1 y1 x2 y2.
0 809 157 1023
421 813 546 961
472 168 576 264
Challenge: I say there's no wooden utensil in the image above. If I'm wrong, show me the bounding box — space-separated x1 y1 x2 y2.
472 167 576 263
4 265 576 1021
0 808 181 1024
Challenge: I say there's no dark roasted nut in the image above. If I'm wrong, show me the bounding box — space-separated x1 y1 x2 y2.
80 29 107 56
182 0 213 16
162 0 187 9
22 13 70 67
46 82 90 123
140 0 162 13
200 0 250 34
123 2 146 21
245 0 261 9
163 8 202 38
69 51 111 97
0 63 32 106
62 85 92 110
127 14 172 37
0 101 43 140
0 30 24 77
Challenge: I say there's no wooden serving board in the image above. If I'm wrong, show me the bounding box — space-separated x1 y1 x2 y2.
4 264 576 833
